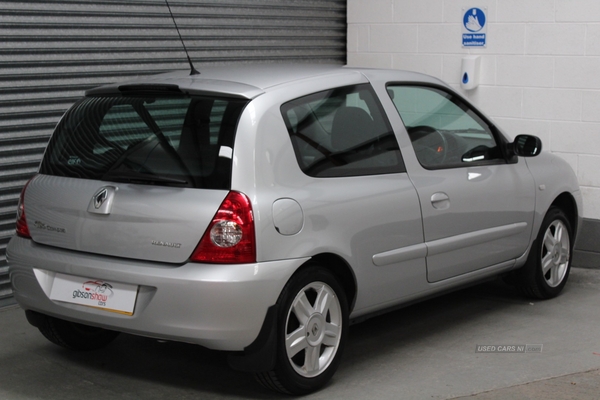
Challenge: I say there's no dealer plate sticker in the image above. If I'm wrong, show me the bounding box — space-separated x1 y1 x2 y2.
50 273 138 315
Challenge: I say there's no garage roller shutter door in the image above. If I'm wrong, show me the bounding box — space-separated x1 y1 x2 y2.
0 0 346 302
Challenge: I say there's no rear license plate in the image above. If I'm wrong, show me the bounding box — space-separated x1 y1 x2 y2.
49 273 138 316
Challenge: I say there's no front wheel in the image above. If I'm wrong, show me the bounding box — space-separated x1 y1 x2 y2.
256 266 349 395
515 207 573 299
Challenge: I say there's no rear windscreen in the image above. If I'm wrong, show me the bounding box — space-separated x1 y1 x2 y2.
40 95 249 189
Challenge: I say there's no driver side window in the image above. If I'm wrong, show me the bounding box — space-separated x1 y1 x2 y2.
387 85 502 169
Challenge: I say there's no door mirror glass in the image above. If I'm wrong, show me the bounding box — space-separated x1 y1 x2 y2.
511 135 542 157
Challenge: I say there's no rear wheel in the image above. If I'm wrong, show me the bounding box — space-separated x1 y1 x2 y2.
36 314 120 351
256 266 348 395
515 207 573 299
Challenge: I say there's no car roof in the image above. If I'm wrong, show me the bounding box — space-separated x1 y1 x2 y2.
85 64 445 99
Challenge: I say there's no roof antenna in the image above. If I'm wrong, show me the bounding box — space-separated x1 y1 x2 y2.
165 0 200 76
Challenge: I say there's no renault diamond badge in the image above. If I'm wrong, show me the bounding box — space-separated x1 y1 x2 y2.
87 186 118 215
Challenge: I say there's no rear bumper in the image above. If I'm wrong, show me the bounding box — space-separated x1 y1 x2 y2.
7 236 305 351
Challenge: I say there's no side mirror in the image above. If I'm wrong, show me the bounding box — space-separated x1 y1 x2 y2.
509 135 542 157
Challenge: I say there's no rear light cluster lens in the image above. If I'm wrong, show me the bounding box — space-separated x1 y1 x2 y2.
16 177 33 239
190 191 256 264
210 221 243 247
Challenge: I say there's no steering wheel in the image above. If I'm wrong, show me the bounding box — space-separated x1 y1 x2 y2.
407 125 448 167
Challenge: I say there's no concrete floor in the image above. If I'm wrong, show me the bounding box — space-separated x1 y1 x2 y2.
1 268 600 400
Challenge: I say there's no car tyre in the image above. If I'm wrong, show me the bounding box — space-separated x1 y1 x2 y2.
256 265 349 395
514 207 573 299
37 314 120 351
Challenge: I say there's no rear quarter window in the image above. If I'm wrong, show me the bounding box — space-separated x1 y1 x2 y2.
281 84 405 178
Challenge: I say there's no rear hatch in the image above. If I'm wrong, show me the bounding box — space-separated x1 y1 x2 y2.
25 90 249 264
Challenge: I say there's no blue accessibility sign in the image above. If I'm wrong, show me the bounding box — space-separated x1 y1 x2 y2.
462 7 487 47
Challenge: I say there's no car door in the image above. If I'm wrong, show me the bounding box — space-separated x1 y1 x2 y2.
387 85 536 282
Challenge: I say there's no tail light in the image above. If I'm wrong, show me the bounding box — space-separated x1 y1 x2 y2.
190 191 256 264
16 177 34 239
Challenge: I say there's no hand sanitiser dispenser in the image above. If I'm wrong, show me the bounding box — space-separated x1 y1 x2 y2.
461 55 480 90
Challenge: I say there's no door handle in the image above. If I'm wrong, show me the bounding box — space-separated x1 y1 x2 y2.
431 192 450 210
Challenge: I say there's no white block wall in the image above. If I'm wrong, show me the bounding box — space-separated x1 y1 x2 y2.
348 0 600 220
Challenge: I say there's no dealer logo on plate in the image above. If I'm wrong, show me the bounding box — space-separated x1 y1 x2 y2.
71 280 115 305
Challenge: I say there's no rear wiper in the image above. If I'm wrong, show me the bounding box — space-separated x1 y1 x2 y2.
102 169 188 186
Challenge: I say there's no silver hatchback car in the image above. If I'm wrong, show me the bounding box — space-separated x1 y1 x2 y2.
8 64 581 394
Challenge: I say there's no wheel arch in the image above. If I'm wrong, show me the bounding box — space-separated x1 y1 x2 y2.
299 253 358 313
550 192 579 240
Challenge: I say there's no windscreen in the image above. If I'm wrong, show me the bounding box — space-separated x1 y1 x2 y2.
40 95 249 189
